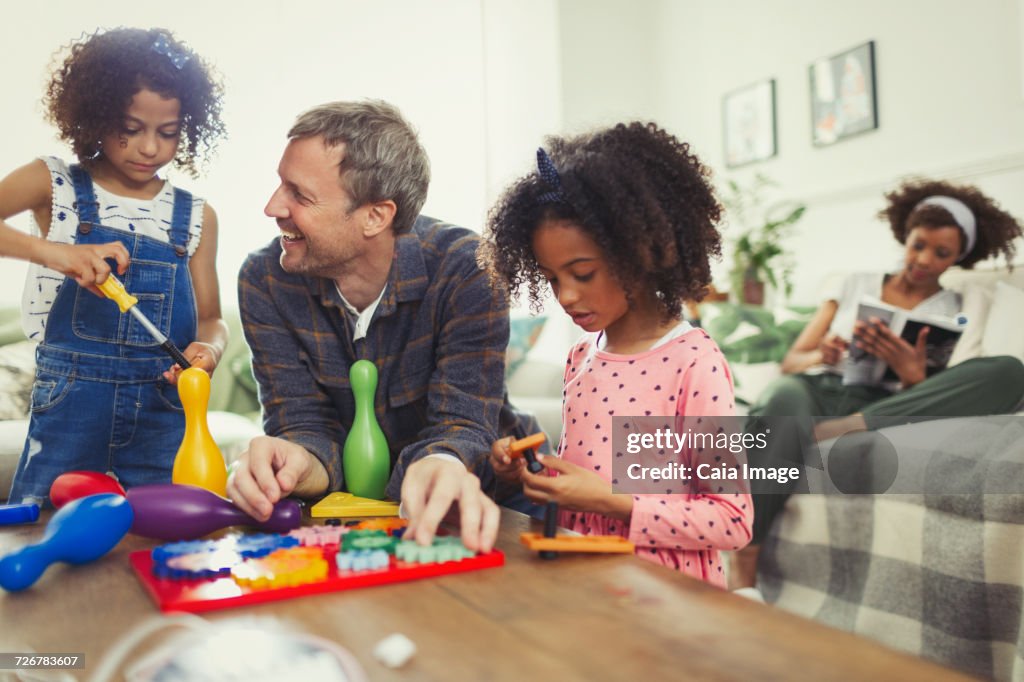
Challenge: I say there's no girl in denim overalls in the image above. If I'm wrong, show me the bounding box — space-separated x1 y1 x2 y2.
0 28 228 504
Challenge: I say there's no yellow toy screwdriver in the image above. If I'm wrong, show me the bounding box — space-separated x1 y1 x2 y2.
96 275 192 370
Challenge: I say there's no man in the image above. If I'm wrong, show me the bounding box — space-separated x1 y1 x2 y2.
228 100 536 551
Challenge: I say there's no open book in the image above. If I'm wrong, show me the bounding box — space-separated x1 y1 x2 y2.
842 298 967 387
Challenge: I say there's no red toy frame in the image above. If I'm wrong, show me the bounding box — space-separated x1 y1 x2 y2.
130 548 504 613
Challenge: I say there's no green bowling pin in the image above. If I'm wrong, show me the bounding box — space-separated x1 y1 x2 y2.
343 359 390 500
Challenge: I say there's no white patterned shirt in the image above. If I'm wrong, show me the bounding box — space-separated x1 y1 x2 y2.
20 156 205 341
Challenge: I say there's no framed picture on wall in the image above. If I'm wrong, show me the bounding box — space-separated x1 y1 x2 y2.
809 40 878 146
722 79 777 168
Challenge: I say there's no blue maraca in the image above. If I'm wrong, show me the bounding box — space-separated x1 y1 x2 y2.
0 493 133 592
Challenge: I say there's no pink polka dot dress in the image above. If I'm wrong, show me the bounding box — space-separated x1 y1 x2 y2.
555 328 753 587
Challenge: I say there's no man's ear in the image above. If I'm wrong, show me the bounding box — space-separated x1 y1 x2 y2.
363 200 397 238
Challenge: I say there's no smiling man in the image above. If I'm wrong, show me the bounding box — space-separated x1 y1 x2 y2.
229 100 537 551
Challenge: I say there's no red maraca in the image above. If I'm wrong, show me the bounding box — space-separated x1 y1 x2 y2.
50 471 126 509
126 483 301 541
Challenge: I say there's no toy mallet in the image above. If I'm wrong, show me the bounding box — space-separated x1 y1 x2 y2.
539 501 559 560
509 432 546 474
97 274 191 369
508 433 557 557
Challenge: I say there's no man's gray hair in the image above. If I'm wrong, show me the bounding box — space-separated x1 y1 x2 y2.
288 100 430 233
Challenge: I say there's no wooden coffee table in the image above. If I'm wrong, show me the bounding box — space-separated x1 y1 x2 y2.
0 507 972 680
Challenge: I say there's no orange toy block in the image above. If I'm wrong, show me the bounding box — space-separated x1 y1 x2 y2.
231 547 329 589
354 518 408 532
508 432 546 459
519 532 635 554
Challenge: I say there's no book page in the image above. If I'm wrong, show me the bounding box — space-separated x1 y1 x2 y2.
844 298 965 387
881 318 965 383
842 300 898 386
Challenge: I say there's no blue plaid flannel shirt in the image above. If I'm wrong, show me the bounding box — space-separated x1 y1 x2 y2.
239 216 535 500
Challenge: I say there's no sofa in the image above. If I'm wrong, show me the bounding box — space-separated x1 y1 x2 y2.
505 310 575 446
701 266 1024 415
701 266 1024 680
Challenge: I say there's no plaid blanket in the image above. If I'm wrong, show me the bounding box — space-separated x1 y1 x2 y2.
759 416 1024 680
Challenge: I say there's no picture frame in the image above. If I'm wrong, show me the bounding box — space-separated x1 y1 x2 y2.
809 40 878 146
722 79 777 168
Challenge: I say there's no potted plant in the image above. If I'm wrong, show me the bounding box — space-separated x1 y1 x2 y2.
721 174 806 305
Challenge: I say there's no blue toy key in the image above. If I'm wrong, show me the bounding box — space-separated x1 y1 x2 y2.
0 493 134 592
0 503 40 526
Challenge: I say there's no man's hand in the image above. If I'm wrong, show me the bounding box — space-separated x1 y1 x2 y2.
401 457 499 553
226 436 329 521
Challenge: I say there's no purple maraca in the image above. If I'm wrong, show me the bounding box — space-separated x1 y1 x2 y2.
125 483 302 541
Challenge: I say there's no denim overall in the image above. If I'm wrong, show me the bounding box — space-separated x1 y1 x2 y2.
8 165 198 504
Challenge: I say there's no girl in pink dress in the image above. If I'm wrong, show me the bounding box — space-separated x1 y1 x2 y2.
481 123 752 587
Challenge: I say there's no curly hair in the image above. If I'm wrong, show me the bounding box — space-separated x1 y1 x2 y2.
480 122 723 320
879 179 1021 269
44 27 226 177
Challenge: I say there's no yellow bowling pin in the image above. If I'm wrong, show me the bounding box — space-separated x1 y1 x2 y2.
172 367 227 497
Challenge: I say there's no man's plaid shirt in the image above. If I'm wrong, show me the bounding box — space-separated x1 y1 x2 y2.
239 217 527 500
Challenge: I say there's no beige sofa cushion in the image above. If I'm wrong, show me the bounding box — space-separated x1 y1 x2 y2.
981 281 1024 362
0 341 35 420
0 419 28 498
941 266 1024 366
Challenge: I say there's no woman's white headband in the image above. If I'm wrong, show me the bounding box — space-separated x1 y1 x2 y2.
915 195 976 261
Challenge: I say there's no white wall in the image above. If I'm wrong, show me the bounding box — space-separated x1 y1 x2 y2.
560 0 1024 304
558 0 664 132
5 1 1023 314
0 0 564 313
481 0 563 205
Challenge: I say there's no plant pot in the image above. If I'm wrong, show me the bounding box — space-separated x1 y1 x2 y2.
742 279 765 306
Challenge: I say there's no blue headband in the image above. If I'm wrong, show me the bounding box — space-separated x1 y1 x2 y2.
152 34 190 70
536 148 568 205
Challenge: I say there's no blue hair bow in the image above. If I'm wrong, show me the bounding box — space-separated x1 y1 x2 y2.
536 148 568 205
152 34 190 70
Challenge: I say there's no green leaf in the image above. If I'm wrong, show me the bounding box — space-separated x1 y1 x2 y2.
702 304 741 339
737 305 775 328
721 333 787 363
776 318 808 337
